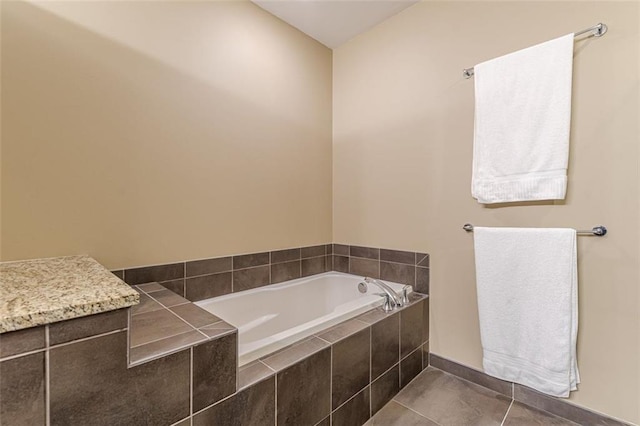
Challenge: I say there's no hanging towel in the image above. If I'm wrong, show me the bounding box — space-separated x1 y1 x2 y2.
472 34 574 204
473 227 579 397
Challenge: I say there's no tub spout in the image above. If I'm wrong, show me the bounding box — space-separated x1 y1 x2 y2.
363 277 402 309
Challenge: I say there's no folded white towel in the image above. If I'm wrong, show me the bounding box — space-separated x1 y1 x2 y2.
473 227 579 397
472 34 574 204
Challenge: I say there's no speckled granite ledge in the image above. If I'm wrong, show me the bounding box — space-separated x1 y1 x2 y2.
0 255 139 333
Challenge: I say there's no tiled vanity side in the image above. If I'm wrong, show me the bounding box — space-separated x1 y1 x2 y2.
0 308 238 426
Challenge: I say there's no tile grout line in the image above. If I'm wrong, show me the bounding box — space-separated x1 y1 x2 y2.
329 344 334 421
369 325 373 414
46 328 127 353
500 399 515 426
189 347 194 422
274 369 278 425
398 307 402 389
393 399 442 425
45 325 50 426
331 382 370 415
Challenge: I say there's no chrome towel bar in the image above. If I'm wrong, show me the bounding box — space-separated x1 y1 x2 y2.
462 23 608 79
463 223 607 236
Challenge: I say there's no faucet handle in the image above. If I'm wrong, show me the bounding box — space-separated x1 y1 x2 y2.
379 293 394 312
401 285 411 306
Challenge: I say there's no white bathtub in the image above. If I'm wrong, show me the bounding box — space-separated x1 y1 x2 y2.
195 272 409 365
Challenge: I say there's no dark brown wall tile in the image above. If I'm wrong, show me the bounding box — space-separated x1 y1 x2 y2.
333 255 349 273
111 270 124 280
233 266 270 292
371 364 399 416
186 256 232 277
149 289 189 308
193 333 237 412
380 249 415 265
131 293 163 316
233 252 270 269
301 245 326 258
271 248 301 263
49 309 128 346
333 244 349 256
422 299 429 344
380 262 415 286
325 255 331 272
50 331 189 425
350 257 379 278
423 342 430 369
332 328 370 409
317 319 368 344
326 244 333 255
302 257 326 277
262 337 329 372
350 246 379 260
199 322 236 339
277 347 331 426
430 354 511 398
332 386 370 426
0 352 45 425
239 361 274 390
371 313 399 380
0 325 45 358
400 349 422 389
170 303 221 328
271 260 301 284
194 376 275 426
316 416 331 426
160 279 185 297
130 330 206 365
125 263 184 285
400 301 423 358
416 253 430 267
185 272 232 302
130 309 192 347
416 267 429 294
137 282 166 293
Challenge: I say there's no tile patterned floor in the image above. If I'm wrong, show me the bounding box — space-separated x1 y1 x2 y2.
366 367 579 426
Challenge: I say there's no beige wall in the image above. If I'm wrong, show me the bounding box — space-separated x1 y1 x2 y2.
334 1 639 423
1 1 333 269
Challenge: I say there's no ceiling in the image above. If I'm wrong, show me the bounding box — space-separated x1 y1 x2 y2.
252 0 419 49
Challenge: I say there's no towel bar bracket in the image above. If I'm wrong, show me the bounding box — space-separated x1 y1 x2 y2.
463 223 607 236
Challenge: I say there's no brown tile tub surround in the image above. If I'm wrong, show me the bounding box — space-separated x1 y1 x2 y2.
195 295 430 426
117 243 429 302
332 245 430 294
130 284 234 365
0 307 239 426
120 244 333 301
2 292 428 426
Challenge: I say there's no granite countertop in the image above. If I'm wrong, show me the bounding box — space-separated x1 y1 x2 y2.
0 255 139 333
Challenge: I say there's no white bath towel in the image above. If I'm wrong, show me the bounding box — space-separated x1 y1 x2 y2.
472 34 574 204
473 227 579 397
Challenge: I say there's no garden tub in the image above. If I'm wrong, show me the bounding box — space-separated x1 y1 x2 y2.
195 271 408 365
